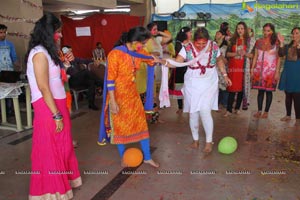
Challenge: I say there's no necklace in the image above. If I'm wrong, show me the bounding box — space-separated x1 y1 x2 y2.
235 38 245 59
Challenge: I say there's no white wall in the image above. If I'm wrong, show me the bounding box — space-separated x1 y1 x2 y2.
0 0 43 70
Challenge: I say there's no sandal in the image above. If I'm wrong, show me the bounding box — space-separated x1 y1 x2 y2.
280 116 291 121
203 142 214 153
253 111 262 118
242 106 248 110
97 139 107 146
144 159 160 168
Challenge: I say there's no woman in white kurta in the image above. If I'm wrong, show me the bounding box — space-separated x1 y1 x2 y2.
165 28 231 153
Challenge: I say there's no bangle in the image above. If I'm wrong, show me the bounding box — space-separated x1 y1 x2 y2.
53 112 63 121
223 73 228 77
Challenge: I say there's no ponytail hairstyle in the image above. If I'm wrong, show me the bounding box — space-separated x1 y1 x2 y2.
220 22 230 36
114 26 151 47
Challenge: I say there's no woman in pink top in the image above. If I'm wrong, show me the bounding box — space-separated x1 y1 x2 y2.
251 23 281 119
25 13 81 200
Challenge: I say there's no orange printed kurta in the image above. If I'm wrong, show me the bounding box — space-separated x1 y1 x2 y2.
106 49 151 144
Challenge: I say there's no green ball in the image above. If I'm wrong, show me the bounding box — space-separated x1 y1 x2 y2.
218 136 238 154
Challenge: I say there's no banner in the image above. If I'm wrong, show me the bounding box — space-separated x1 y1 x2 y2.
152 1 300 40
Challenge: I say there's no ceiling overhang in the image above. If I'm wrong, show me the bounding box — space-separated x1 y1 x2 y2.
42 0 145 18
43 0 117 13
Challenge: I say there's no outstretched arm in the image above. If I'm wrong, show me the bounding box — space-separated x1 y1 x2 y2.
217 56 232 86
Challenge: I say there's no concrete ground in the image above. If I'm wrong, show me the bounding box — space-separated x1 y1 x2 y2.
0 90 299 200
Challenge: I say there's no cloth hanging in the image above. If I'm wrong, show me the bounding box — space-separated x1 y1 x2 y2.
159 64 170 108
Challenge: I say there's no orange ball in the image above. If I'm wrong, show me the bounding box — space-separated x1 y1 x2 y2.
123 148 143 167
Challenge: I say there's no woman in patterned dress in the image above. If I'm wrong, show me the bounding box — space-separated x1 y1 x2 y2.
224 21 254 116
243 27 256 110
103 27 159 168
214 30 229 110
251 23 281 118
164 28 232 153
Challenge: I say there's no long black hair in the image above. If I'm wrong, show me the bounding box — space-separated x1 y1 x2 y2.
114 26 151 47
230 21 249 46
289 27 300 46
175 26 191 54
263 23 277 46
215 30 228 48
176 27 191 42
25 13 62 65
220 22 229 36
146 22 157 31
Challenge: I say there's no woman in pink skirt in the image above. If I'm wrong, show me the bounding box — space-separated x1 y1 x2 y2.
25 13 82 200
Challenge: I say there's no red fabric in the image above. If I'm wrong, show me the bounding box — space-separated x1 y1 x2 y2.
227 39 246 92
61 14 144 59
169 89 183 96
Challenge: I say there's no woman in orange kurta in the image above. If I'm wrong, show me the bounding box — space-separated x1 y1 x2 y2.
105 27 159 168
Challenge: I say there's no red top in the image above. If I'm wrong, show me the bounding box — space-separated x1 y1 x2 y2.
227 38 246 92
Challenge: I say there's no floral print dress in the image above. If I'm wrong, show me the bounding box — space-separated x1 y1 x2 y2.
252 39 279 91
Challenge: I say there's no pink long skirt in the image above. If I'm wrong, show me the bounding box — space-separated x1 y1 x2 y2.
29 98 82 200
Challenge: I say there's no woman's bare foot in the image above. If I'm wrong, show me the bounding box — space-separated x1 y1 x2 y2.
158 119 165 124
234 109 241 114
189 140 199 149
253 111 262 118
121 159 128 168
176 109 183 115
224 111 231 117
73 140 79 148
295 119 300 126
144 159 159 168
280 116 291 121
203 142 214 153
261 112 268 119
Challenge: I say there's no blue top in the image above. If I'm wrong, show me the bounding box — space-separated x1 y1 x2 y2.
278 45 300 92
0 39 18 71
